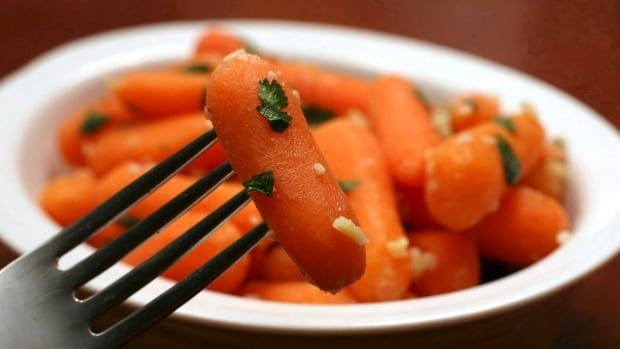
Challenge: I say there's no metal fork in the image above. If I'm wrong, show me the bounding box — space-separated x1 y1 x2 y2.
0 129 269 348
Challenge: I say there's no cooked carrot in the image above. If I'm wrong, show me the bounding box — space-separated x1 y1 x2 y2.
113 71 207 117
243 281 356 304
366 76 440 187
84 113 224 175
425 115 545 230
39 169 97 226
450 93 499 131
314 119 411 301
124 212 249 293
467 186 570 267
259 244 305 281
207 52 366 292
408 230 480 296
523 141 567 201
194 28 247 57
397 186 439 229
58 96 134 166
271 60 371 114
88 223 126 248
248 237 277 278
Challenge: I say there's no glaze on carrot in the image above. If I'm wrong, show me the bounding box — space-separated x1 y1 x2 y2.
207 52 366 292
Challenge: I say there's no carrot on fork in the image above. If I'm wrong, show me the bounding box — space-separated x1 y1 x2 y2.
207 52 366 292
314 119 411 302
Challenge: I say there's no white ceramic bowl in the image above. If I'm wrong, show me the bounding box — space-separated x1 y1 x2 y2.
1 20 619 346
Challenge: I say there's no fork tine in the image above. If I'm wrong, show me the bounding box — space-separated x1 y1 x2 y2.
99 223 269 348
65 161 233 287
82 190 250 318
40 130 217 259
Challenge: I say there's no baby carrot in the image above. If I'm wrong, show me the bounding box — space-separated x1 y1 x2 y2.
84 113 223 175
207 52 366 292
397 186 440 229
523 141 568 201
258 244 305 282
194 28 247 57
58 96 134 166
243 281 356 304
113 71 207 117
124 212 249 293
88 223 126 248
425 115 545 230
314 119 411 302
366 75 440 187
271 60 371 115
408 230 480 296
468 186 569 267
39 169 97 226
450 93 499 131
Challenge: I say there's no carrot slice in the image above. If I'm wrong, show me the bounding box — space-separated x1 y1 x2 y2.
113 71 207 117
408 230 480 296
467 186 570 267
243 281 356 304
314 119 411 301
207 52 366 292
272 60 371 115
39 169 97 226
366 75 440 187
450 93 499 131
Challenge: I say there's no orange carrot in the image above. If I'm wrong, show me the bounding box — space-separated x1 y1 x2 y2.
258 244 305 282
450 93 499 131
397 186 440 229
248 237 277 278
467 186 570 267
425 114 545 230
113 71 207 117
272 60 371 114
366 75 440 187
88 223 126 248
314 119 411 301
523 141 567 201
39 169 97 226
124 212 250 293
194 28 247 57
58 96 134 166
207 53 366 292
408 230 480 296
84 113 224 175
243 281 356 304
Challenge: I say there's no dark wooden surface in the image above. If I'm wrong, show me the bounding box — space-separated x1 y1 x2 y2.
0 1 618 348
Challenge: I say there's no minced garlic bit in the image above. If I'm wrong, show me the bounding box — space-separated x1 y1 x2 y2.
386 237 410 258
267 70 280 80
556 230 572 245
431 106 453 138
347 109 370 129
222 48 247 63
481 135 496 146
548 159 568 180
521 102 538 119
455 132 473 144
332 216 368 245
291 89 301 104
456 102 475 116
409 247 438 280
313 162 326 175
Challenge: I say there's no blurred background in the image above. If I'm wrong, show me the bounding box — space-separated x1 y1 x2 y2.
0 1 618 348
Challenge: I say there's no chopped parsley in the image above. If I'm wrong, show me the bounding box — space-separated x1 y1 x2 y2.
496 135 521 185
183 63 210 73
257 79 292 132
117 215 140 229
243 171 274 196
415 88 431 110
495 116 516 134
339 180 361 192
80 112 109 135
302 105 334 125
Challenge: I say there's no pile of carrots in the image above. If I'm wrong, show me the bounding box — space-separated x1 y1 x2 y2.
39 28 570 304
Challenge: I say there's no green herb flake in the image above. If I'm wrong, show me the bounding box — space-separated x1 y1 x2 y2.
183 63 210 73
302 105 334 125
496 135 521 185
117 215 140 229
243 171 275 197
415 88 431 110
495 116 516 134
339 180 361 192
80 112 109 135
257 79 292 132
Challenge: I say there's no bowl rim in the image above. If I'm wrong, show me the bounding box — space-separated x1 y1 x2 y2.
1 19 620 334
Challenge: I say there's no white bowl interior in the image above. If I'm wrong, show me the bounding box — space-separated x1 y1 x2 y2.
1 21 620 334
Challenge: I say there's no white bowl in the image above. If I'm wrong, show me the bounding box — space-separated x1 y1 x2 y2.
1 20 619 347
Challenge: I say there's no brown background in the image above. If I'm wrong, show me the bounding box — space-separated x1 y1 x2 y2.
0 0 618 348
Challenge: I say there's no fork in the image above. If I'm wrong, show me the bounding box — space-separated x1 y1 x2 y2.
0 129 269 348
